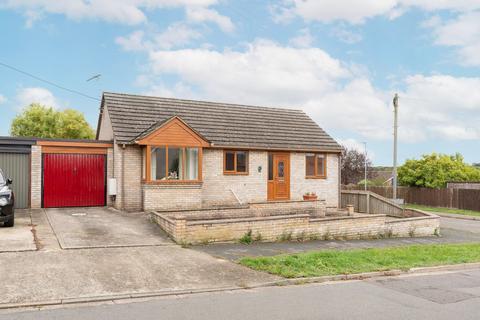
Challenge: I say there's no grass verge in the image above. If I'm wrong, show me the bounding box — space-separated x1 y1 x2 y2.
406 204 480 217
239 243 480 278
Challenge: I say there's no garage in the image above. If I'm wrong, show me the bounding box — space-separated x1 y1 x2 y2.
40 141 111 208
0 137 35 209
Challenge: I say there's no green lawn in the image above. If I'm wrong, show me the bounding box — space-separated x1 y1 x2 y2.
239 243 480 278
406 204 480 217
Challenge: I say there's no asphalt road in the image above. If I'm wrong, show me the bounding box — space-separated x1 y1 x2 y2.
2 268 480 320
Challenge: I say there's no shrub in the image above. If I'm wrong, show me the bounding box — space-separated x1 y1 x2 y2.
239 230 253 244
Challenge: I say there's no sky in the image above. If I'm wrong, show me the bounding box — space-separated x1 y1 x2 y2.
0 0 479 165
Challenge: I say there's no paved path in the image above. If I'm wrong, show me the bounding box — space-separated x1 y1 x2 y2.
194 217 480 260
2 268 480 320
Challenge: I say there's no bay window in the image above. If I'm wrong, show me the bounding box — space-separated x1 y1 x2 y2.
147 146 201 182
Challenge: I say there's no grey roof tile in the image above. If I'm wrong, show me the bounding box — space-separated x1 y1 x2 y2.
101 92 342 152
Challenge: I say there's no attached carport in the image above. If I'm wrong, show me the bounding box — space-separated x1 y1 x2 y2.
0 137 35 209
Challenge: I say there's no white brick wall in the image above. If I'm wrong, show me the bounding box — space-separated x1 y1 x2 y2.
291 152 340 207
113 143 123 210
143 184 202 211
113 144 143 211
114 146 340 211
30 145 42 209
203 149 339 207
202 149 268 206
106 147 114 207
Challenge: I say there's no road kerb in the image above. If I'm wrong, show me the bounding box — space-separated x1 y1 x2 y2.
434 212 480 221
1 262 480 310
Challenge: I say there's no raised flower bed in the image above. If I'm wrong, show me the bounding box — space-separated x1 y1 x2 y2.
150 199 440 245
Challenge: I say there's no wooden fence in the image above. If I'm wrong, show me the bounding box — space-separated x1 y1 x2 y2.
343 185 480 212
341 190 405 217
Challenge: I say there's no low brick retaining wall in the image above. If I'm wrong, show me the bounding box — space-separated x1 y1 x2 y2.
386 211 440 237
150 201 440 244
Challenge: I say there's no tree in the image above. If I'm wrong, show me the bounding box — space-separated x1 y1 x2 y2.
398 153 480 188
341 147 372 185
10 103 95 139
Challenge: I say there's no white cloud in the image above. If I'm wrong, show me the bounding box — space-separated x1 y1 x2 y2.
116 30 147 51
186 7 234 32
147 40 351 106
23 9 43 28
398 75 480 141
138 40 480 144
142 40 392 140
330 27 362 44
280 0 398 24
275 0 480 24
338 138 365 152
0 0 219 26
289 28 313 48
423 11 480 66
153 23 202 49
0 94 6 104
403 75 480 111
116 23 201 51
337 138 376 160
16 87 58 109
400 0 480 12
303 79 393 140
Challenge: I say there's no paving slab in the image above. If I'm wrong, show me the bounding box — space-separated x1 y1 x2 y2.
30 209 61 251
0 210 36 252
45 207 172 249
0 246 279 306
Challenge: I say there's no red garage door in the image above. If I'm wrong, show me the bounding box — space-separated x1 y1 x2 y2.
43 153 106 208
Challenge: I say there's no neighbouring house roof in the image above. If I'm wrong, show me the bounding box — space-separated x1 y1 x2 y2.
99 92 342 152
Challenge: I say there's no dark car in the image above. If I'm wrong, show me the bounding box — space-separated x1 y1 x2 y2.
0 169 14 227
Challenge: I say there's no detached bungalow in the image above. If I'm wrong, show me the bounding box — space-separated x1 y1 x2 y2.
97 92 342 212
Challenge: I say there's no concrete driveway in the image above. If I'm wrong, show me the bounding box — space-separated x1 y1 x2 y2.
0 210 36 252
45 207 172 249
0 207 280 307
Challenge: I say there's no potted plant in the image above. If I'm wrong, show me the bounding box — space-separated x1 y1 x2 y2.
303 192 318 201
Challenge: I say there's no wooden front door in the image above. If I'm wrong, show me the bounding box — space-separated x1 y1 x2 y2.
267 152 290 201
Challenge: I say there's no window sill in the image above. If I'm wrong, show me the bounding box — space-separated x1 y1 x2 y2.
142 180 203 185
223 172 249 176
305 176 327 179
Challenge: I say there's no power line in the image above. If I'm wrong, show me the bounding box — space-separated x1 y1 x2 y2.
0 61 100 101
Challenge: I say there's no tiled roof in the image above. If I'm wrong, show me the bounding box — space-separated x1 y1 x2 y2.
101 92 342 152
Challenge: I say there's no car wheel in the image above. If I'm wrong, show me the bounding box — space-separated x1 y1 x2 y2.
3 216 14 227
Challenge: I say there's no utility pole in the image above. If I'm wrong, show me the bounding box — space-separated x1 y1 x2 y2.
393 93 399 200
363 142 367 191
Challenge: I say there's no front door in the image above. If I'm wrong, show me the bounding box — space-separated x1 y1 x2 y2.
267 152 290 200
